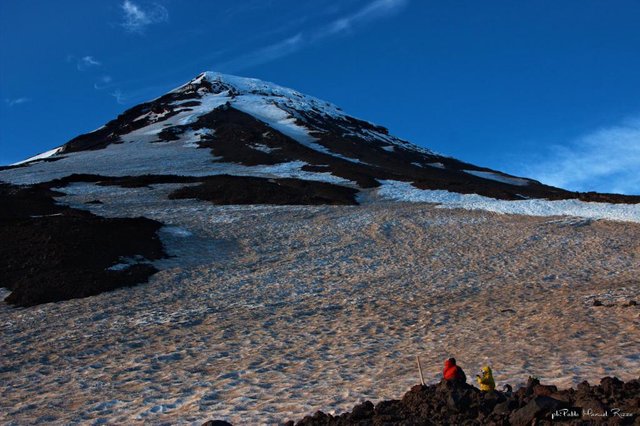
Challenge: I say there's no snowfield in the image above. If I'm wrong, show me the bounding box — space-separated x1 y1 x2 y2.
376 180 640 223
1 184 639 425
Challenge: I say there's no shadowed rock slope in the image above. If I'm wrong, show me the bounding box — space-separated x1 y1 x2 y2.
0 183 165 307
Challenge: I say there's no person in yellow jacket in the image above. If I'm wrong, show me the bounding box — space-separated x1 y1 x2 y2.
476 366 496 391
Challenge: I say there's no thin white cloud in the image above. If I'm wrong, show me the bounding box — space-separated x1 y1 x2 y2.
215 0 409 72
5 97 31 107
120 0 169 34
216 34 304 72
67 55 102 71
77 55 101 71
322 0 409 37
94 75 114 90
525 117 640 195
110 89 127 104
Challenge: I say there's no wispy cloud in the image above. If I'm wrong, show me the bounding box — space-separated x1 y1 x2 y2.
67 55 102 71
322 0 409 37
120 0 169 34
216 0 409 72
216 34 305 72
93 75 113 90
525 116 640 195
77 55 101 71
5 97 31 107
110 89 127 104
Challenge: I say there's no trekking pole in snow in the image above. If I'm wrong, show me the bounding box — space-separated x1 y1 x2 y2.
416 355 425 386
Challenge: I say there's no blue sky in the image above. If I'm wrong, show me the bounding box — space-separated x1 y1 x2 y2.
1 0 639 194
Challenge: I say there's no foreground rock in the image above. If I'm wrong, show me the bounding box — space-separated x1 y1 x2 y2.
283 377 640 425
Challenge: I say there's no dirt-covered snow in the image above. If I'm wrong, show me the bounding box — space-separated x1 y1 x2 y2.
1 184 639 425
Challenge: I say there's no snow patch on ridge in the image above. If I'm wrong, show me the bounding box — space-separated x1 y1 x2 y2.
232 95 327 152
464 170 530 187
232 95 369 165
12 147 63 165
249 143 279 153
427 162 445 169
376 180 640 223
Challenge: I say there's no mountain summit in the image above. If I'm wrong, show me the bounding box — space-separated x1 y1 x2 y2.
3 72 639 206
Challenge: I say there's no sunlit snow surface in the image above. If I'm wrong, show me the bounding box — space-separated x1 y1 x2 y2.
376 180 640 223
1 186 639 425
11 147 62 165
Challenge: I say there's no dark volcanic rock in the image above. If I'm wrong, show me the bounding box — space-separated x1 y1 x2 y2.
28 173 359 206
290 377 640 425
169 175 359 206
509 395 568 426
0 183 166 307
0 182 65 220
38 173 201 189
201 421 233 426
533 383 559 397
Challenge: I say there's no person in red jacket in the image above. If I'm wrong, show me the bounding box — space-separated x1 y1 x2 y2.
443 357 467 383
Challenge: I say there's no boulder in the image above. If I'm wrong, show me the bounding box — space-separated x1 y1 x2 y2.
575 398 610 421
533 383 558 397
600 376 624 397
349 401 374 421
509 396 567 426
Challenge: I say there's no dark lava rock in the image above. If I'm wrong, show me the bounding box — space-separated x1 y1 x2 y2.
201 421 233 426
292 377 640 425
508 395 568 426
0 182 165 307
533 383 558 397
169 175 359 206
575 397 610 422
0 182 64 220
349 401 374 420
601 377 625 397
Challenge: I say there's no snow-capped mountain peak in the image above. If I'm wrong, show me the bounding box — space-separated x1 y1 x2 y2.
3 71 639 212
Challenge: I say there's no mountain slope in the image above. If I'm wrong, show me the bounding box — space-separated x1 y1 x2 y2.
5 71 636 204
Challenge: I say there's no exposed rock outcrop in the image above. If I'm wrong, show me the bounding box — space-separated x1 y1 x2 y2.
285 376 639 425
